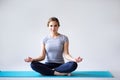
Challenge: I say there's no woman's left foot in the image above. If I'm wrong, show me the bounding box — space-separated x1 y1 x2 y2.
67 73 71 76
54 71 71 76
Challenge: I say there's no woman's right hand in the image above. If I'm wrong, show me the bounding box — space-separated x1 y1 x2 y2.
24 57 33 62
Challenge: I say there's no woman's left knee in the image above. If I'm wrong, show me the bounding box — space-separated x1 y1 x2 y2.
69 61 78 68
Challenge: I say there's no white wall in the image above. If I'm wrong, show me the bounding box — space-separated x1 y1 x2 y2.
0 0 120 75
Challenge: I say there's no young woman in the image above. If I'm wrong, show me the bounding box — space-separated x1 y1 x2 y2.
24 17 83 76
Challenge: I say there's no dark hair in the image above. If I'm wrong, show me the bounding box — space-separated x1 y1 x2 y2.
47 17 60 27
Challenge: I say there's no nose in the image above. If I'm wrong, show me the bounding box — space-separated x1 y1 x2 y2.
52 26 56 29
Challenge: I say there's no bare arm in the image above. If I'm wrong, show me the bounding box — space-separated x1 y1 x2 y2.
33 43 46 61
24 43 46 62
63 41 82 63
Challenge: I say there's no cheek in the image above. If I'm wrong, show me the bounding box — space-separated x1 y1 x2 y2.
55 27 59 30
48 27 52 29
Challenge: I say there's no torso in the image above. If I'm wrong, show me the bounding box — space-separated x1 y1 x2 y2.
43 34 68 63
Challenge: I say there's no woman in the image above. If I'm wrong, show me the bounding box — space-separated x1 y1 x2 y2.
24 17 83 76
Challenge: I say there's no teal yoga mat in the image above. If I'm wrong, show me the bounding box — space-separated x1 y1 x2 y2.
0 71 113 78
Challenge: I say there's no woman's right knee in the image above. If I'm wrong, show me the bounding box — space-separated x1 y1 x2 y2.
30 61 38 69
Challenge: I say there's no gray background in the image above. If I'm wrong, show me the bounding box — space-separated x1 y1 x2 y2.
0 0 120 79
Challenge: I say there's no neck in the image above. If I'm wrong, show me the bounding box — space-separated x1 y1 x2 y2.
50 32 60 38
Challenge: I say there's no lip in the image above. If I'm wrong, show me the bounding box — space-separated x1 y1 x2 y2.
51 30 56 31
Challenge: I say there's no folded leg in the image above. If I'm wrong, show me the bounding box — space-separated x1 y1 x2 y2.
54 61 78 73
30 61 54 75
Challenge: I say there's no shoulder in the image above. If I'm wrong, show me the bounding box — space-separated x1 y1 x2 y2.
60 34 68 38
42 35 49 43
60 34 69 42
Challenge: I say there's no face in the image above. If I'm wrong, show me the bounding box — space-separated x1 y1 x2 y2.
48 21 59 33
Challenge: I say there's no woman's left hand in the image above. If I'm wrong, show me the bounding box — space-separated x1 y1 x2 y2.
74 56 83 63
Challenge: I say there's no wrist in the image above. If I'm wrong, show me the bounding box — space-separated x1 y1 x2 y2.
71 59 76 62
32 59 36 61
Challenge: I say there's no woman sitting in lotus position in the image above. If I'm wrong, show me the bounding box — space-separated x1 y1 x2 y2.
24 17 83 76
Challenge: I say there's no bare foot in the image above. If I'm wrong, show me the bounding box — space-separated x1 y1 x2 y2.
67 73 71 76
54 71 71 76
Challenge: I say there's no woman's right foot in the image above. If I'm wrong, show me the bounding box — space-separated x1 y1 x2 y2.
67 73 71 76
54 71 71 76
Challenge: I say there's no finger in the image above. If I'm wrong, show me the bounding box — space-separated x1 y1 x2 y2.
24 59 26 62
28 57 31 58
78 56 80 58
24 59 28 62
28 57 31 59
76 57 80 60
78 56 81 59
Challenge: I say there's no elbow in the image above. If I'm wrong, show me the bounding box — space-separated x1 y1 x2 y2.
41 55 46 60
64 53 69 59
41 57 45 60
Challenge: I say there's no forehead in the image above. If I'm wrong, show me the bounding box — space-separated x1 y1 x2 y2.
49 21 58 25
